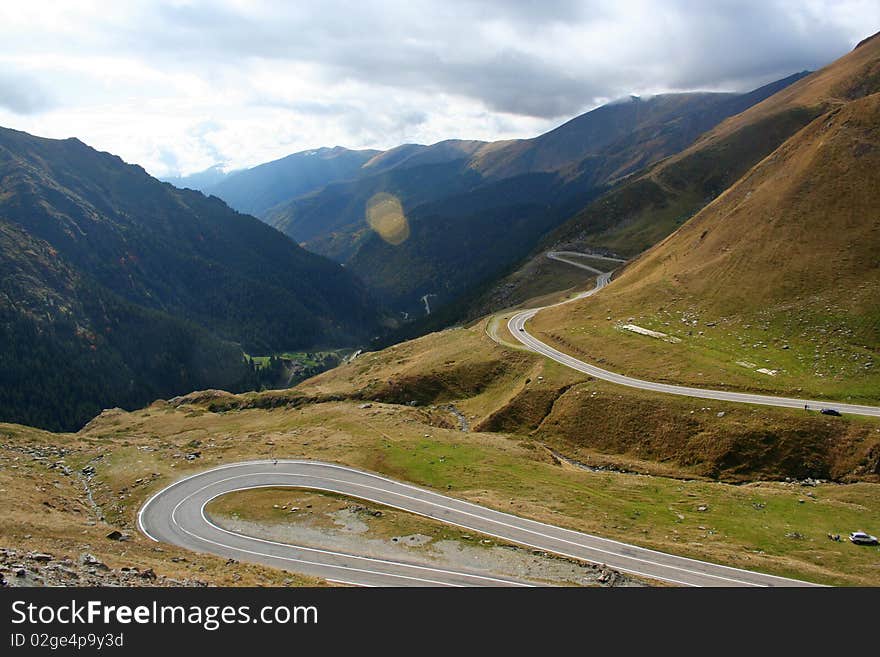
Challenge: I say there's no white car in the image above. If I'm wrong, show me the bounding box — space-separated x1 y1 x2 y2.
849 531 878 545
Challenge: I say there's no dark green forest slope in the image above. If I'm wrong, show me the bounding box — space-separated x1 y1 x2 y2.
0 127 380 430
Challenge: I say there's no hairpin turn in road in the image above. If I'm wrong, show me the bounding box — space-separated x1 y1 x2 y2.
138 460 815 587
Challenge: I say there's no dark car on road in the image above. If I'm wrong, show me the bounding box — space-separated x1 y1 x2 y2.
820 408 842 416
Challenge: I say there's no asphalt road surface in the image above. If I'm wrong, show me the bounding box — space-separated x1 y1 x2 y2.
507 256 880 417
138 460 815 587
547 250 627 274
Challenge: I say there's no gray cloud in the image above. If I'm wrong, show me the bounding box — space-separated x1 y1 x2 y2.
0 72 53 114
114 0 875 119
0 0 875 175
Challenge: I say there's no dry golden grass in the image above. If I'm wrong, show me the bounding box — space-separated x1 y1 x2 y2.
532 93 880 402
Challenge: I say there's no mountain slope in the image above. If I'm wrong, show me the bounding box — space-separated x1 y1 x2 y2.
0 127 380 430
531 89 880 402
0 217 252 431
269 157 485 260
546 34 880 256
470 90 763 181
361 139 493 174
606 94 880 317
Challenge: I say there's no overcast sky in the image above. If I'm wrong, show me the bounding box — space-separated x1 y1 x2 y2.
0 1 876 177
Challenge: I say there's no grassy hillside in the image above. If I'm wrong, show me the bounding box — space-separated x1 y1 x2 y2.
546 34 879 256
0 127 381 430
531 91 880 402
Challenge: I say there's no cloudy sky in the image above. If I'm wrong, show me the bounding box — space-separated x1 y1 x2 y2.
0 1 876 178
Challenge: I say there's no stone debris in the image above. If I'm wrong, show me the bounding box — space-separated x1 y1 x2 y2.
0 547 206 587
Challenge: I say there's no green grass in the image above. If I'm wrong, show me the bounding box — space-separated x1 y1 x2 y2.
245 349 353 370
535 298 880 402
375 437 880 585
9 386 879 586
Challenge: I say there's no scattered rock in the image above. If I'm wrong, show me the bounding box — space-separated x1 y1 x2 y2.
596 566 623 586
79 553 107 570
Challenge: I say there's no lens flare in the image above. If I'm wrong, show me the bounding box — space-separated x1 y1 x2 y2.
366 192 409 245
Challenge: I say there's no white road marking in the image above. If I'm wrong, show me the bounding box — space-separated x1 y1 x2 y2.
139 460 816 587
501 255 880 417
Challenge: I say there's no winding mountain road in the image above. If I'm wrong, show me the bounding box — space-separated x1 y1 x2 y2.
138 460 814 587
136 249 864 587
506 254 880 417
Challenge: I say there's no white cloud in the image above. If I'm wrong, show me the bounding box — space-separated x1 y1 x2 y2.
0 0 876 176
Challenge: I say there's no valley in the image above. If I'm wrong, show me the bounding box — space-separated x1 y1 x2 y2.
1 23 879 592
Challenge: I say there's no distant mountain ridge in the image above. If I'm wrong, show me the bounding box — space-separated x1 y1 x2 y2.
251 74 808 316
162 163 234 192
198 146 381 218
